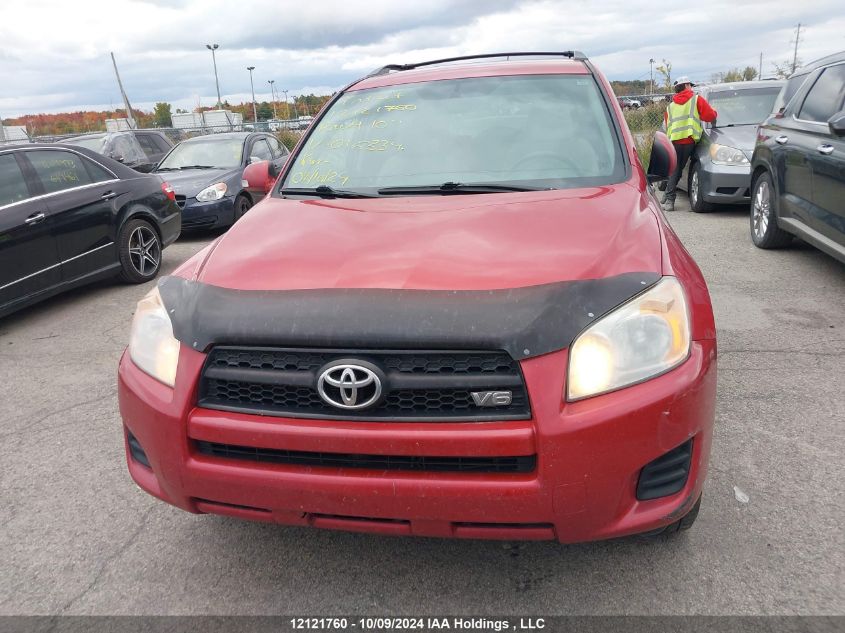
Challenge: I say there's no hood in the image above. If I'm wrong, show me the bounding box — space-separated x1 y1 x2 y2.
708 124 760 155
196 185 663 292
155 167 239 197
673 88 694 105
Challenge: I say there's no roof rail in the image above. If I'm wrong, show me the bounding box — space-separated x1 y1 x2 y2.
368 51 588 77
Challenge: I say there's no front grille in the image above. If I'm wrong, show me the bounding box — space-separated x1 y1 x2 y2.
196 441 536 473
198 347 530 421
636 439 693 500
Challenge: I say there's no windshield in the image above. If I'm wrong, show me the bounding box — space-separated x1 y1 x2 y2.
157 138 243 170
65 136 106 152
709 87 782 126
281 74 625 193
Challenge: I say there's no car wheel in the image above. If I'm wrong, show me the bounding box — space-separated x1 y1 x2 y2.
688 163 714 213
118 218 162 283
751 172 792 249
233 194 252 224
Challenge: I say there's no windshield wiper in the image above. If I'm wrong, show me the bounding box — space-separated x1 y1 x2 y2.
281 185 379 199
377 182 546 195
156 165 216 171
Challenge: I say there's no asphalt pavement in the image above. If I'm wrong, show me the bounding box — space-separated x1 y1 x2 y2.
1 195 843 616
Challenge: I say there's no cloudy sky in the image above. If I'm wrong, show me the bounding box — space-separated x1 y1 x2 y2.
1 0 843 117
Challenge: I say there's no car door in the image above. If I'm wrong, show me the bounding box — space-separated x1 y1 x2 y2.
0 152 61 308
21 149 122 282
796 63 845 244
770 110 816 222
265 135 290 174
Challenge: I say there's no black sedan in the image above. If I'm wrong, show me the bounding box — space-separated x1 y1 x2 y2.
750 51 845 263
0 144 180 318
154 132 289 231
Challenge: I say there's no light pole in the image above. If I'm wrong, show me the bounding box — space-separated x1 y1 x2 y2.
268 80 278 119
281 89 291 120
649 58 655 95
246 66 258 122
284 90 299 118
206 44 222 108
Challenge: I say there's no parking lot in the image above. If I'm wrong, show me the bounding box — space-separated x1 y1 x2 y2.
0 193 843 616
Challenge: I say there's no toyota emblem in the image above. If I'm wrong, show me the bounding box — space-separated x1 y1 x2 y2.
317 362 383 410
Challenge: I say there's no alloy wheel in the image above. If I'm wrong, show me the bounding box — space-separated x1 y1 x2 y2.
752 180 770 240
128 226 160 277
690 169 699 205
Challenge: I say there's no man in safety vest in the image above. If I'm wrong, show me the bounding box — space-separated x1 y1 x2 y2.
662 76 718 211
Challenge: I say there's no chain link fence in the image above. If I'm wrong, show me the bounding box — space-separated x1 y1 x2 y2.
621 99 668 167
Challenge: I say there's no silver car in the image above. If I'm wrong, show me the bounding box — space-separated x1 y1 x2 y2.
677 80 785 212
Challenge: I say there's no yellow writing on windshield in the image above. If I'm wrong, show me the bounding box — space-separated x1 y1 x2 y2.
291 169 350 186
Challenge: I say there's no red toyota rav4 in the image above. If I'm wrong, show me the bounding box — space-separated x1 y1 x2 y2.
119 52 716 543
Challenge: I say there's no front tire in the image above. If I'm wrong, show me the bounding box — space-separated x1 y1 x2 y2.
233 194 252 224
118 218 162 283
688 163 714 213
750 172 792 249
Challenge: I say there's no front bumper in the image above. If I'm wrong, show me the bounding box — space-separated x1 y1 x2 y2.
697 160 752 204
179 196 236 230
118 341 716 543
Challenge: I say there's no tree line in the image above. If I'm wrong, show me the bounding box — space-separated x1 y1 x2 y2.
3 94 334 137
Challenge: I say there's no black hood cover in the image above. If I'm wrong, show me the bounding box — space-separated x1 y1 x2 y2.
158 272 662 360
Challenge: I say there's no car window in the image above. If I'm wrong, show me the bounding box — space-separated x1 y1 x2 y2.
250 139 273 162
283 74 625 191
27 150 94 194
0 154 31 207
136 134 161 158
157 138 244 170
708 86 782 127
83 157 116 183
798 64 845 123
151 134 172 153
266 136 288 157
774 74 808 114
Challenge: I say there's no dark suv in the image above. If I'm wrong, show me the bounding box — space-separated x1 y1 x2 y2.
63 130 174 173
750 51 845 262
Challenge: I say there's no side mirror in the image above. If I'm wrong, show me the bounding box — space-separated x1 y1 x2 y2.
647 131 677 183
828 111 845 136
243 160 275 194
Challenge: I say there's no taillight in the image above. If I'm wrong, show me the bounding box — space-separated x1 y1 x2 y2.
161 182 176 201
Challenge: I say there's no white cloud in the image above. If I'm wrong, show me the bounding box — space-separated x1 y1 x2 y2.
1 0 843 117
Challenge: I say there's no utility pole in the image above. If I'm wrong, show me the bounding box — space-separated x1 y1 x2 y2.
791 23 802 74
206 44 222 108
0 113 6 142
649 58 655 95
110 52 137 129
759 52 763 80
268 80 277 119
246 66 258 122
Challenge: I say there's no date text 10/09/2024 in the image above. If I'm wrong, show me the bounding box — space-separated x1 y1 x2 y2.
290 617 547 631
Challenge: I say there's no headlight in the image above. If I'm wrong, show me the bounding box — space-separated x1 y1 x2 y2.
709 143 749 166
129 287 180 387
567 277 690 401
196 182 228 202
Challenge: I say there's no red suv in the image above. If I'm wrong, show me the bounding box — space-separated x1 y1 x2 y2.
119 52 716 543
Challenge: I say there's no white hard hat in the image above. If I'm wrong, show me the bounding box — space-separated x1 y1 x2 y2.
673 76 695 88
